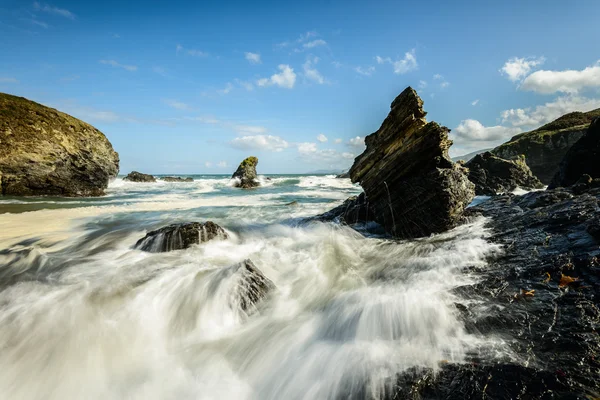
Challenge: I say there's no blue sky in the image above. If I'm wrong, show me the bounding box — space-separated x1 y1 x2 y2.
1 0 600 174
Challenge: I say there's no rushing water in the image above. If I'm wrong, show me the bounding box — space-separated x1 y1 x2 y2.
0 175 509 399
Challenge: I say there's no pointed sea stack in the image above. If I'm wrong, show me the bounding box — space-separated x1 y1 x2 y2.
232 156 259 188
348 87 474 239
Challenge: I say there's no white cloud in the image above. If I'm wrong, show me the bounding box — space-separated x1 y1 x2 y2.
418 80 427 89
33 2 75 19
501 95 600 128
471 99 480 106
303 39 327 49
334 138 343 144
433 74 443 80
317 134 328 143
354 66 375 76
233 125 268 135
217 161 227 168
218 82 234 95
99 59 137 71
26 18 48 28
0 77 19 83
164 99 190 110
348 136 365 148
393 49 418 74
520 61 600 94
375 56 390 64
230 135 289 152
440 81 450 88
205 161 213 168
176 44 208 57
245 52 261 64
500 56 545 82
454 119 520 141
235 79 254 91
303 57 326 84
297 142 318 154
295 143 356 168
256 64 296 89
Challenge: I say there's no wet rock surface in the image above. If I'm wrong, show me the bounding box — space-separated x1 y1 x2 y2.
226 259 275 313
232 156 259 188
384 186 600 399
123 171 156 182
0 93 119 196
160 176 193 182
313 192 374 225
465 152 544 195
346 87 474 239
135 221 228 252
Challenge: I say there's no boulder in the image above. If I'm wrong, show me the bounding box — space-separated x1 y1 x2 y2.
465 152 544 195
231 156 259 188
347 87 474 239
493 109 600 183
0 93 119 196
134 221 228 252
123 171 156 182
314 192 374 225
161 176 193 182
548 118 600 189
225 259 275 313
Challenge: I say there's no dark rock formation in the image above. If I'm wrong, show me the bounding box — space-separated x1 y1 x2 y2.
225 259 275 313
335 171 350 179
123 171 156 182
161 176 193 182
314 192 374 225
347 87 474 239
382 185 600 398
232 156 259 188
465 152 544 195
0 93 119 196
451 148 492 163
549 118 600 189
493 108 600 184
134 221 228 252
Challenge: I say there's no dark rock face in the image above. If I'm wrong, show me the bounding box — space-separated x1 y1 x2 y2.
161 176 193 182
0 93 119 196
232 156 259 188
549 118 600 189
465 152 544 195
493 109 600 184
134 221 228 252
348 87 474 239
335 171 350 179
123 171 156 182
225 259 275 313
314 192 374 225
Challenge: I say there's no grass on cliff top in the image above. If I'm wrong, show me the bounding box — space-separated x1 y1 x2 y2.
500 108 600 146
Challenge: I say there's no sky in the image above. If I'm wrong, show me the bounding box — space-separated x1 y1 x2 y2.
1 0 600 174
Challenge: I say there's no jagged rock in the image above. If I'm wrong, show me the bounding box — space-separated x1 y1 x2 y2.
225 259 275 313
465 152 544 195
232 156 259 188
134 221 228 252
549 118 600 189
0 93 119 196
314 192 374 225
347 87 474 239
161 176 193 182
493 109 600 183
335 171 350 179
123 171 156 182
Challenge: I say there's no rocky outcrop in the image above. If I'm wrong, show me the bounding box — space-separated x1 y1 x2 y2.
314 192 373 225
493 109 600 184
161 176 193 182
465 152 544 195
123 171 156 182
346 87 474 239
335 171 350 179
549 118 600 189
225 259 275 313
134 221 228 252
0 93 119 196
232 156 259 188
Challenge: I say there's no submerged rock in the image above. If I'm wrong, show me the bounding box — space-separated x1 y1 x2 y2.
465 152 544 195
0 93 119 196
226 259 275 313
123 171 156 182
161 176 194 182
134 221 228 252
347 87 474 239
232 156 259 188
493 108 600 183
549 118 600 189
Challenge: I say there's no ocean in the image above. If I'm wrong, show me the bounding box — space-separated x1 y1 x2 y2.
0 175 508 399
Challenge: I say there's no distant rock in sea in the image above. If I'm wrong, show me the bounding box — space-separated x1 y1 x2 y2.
465 152 544 195
0 93 119 196
161 176 194 182
232 156 259 188
337 87 474 239
134 221 228 252
549 118 600 189
335 171 350 179
123 171 156 182
493 108 600 184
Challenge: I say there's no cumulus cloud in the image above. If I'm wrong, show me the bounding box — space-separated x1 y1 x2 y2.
303 57 327 84
348 136 365 148
501 95 600 127
33 2 75 19
376 49 418 74
500 56 545 82
230 135 289 152
296 142 356 168
99 59 137 71
317 134 328 142
303 39 327 49
454 119 520 142
245 52 261 64
520 61 600 94
297 142 318 154
257 64 296 89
